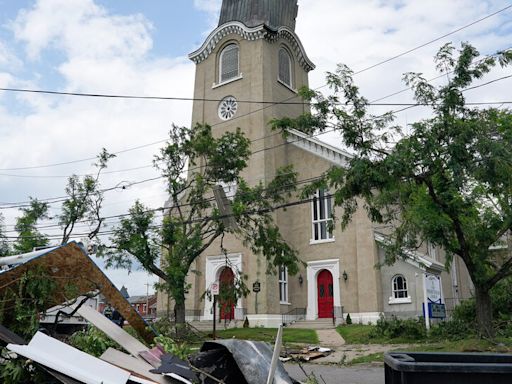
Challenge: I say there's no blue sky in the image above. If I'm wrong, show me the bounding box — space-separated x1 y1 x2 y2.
0 0 511 294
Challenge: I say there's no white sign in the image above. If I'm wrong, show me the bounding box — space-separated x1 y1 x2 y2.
211 281 220 295
425 274 442 303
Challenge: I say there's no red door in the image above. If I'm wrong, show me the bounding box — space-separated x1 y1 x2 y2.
219 267 235 320
317 269 334 318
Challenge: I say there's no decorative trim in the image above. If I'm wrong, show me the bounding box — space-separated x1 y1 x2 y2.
309 238 336 245
374 233 445 273
203 254 242 320
277 79 297 93
388 297 412 305
286 128 352 167
306 259 340 320
212 73 243 89
348 312 382 324
189 22 315 72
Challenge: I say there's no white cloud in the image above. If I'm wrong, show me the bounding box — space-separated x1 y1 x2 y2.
2 0 512 296
11 0 153 60
1 0 196 291
193 0 221 14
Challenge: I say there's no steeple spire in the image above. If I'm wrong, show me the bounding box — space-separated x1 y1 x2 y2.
219 0 298 31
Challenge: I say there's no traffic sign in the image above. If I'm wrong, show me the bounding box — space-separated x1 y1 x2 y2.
211 281 220 295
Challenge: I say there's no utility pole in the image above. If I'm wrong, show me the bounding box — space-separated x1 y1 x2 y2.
145 282 151 318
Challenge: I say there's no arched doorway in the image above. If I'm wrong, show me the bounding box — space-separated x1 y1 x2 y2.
317 269 334 318
218 267 235 321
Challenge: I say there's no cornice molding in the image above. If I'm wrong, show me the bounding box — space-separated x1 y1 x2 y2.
189 21 315 72
285 128 352 167
374 233 445 273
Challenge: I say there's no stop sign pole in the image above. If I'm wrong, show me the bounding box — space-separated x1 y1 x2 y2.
211 282 220 339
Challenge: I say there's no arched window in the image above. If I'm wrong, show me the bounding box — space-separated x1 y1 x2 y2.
219 44 239 83
278 47 292 87
392 275 408 299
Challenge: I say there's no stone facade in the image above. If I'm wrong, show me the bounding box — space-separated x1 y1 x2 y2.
156 0 473 326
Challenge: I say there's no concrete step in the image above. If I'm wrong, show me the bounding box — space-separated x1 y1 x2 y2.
286 319 336 330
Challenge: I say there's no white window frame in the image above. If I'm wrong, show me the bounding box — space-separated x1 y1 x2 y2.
279 266 289 304
310 189 334 244
389 274 411 304
219 43 240 84
427 241 437 260
278 47 293 90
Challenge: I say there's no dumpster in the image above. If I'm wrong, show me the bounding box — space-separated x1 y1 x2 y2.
384 351 512 384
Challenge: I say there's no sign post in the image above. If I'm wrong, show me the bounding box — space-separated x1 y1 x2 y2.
211 282 219 339
424 274 444 329
253 281 261 314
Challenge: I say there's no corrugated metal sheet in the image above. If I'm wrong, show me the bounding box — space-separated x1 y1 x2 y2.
219 0 298 30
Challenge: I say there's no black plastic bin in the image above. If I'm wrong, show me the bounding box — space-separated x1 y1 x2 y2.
384 351 512 384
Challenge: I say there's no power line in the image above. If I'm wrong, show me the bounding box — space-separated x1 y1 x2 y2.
2 6 509 173
1 2 510 102
1 193 325 241
1 175 326 236
3 69 511 209
351 4 512 75
2 95 512 180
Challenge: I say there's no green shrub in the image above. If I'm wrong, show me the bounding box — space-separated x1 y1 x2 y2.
68 326 120 357
430 319 474 340
153 334 191 360
369 315 426 340
346 313 352 324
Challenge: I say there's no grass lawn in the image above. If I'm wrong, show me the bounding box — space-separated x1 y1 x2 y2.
336 324 423 344
214 328 318 344
336 324 512 364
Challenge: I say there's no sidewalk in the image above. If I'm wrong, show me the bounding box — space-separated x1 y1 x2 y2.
311 329 411 364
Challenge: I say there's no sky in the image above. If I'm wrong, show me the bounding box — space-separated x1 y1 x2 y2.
0 0 511 295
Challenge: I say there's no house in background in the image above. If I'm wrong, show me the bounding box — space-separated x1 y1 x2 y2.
129 295 157 320
156 0 473 327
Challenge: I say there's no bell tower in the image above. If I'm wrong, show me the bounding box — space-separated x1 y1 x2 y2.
189 0 314 183
187 0 315 320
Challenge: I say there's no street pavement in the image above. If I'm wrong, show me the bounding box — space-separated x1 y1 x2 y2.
285 363 384 384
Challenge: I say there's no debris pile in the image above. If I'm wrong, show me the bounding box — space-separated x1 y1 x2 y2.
0 243 300 383
280 346 332 362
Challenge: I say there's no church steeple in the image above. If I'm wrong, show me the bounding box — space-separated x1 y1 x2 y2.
219 0 298 30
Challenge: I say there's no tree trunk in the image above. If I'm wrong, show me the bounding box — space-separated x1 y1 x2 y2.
174 292 185 337
475 284 494 338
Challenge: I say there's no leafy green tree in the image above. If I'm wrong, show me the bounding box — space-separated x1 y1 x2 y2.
0 213 9 256
8 149 114 255
273 43 512 338
59 148 115 244
103 123 299 324
13 198 50 254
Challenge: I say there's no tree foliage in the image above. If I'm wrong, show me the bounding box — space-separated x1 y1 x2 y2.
103 123 299 323
273 43 512 337
0 214 9 257
13 198 50 254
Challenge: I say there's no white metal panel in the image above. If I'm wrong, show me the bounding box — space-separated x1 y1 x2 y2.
7 332 130 384
72 303 149 357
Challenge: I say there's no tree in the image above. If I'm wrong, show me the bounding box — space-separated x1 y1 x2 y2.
6 148 115 255
59 148 115 244
272 43 512 338
13 198 50 254
0 213 9 257
103 123 299 324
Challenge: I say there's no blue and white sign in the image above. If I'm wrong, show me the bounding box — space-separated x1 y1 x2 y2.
425 274 442 303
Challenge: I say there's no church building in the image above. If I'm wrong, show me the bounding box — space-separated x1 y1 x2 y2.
157 0 473 327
